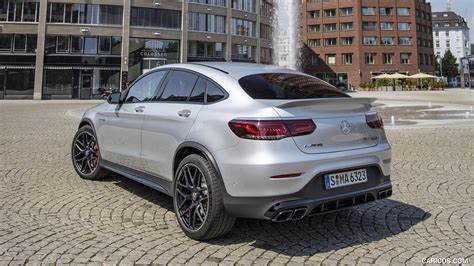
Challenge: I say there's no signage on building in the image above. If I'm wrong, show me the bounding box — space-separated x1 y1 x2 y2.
140 50 168 58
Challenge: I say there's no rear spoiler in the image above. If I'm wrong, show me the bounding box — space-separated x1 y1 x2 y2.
259 98 377 109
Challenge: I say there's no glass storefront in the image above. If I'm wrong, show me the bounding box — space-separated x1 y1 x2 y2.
128 38 180 82
43 68 120 99
0 68 35 99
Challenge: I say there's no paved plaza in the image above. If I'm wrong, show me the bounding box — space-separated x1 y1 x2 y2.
0 91 473 265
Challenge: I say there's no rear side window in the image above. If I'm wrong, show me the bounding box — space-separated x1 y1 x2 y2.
160 70 198 101
189 77 206 103
206 81 225 103
238 73 349 99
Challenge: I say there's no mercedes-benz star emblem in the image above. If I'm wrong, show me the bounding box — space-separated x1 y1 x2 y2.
340 120 351 135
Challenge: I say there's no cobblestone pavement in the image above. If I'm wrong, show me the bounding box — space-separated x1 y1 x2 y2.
0 100 473 265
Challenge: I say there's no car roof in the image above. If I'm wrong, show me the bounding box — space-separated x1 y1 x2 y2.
155 62 299 80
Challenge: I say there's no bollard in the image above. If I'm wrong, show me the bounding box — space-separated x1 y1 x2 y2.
391 116 395 125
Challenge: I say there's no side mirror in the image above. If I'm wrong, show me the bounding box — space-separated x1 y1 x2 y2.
107 92 122 104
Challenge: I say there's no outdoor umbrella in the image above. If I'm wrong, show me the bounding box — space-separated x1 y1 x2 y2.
409 73 437 90
388 73 409 91
372 73 393 91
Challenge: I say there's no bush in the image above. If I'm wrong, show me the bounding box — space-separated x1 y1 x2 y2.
437 80 445 90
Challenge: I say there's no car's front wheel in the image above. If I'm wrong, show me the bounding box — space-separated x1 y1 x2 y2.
71 125 108 180
174 154 235 240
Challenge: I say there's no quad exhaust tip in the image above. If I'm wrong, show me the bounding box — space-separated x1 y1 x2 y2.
273 207 308 222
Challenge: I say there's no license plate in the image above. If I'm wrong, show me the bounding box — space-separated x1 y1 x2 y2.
324 169 368 189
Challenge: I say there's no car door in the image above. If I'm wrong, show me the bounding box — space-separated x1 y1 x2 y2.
97 71 167 170
140 70 205 180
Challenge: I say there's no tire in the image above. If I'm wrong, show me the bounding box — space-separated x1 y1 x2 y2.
71 125 109 180
173 154 235 240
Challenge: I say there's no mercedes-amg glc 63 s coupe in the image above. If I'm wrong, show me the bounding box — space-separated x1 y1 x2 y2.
71 63 392 240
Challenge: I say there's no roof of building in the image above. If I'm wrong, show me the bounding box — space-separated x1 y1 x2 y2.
432 11 469 29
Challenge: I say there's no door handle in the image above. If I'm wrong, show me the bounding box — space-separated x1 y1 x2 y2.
177 109 191 118
135 106 145 113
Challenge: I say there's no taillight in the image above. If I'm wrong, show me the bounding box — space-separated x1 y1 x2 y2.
366 112 384 128
228 119 316 140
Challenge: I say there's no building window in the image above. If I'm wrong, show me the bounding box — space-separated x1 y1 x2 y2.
362 7 375 16
260 23 271 40
189 0 226 7
398 22 410 30
232 0 256 13
188 12 226 33
0 0 39 23
381 37 394 45
260 1 272 17
47 3 123 25
308 39 320 47
340 7 353 16
383 53 393 64
400 53 410 64
445 31 449 37
324 38 337 46
379 7 393 16
71 36 84 53
231 18 256 37
341 37 354 45
84 37 98 54
325 54 336 65
131 7 181 29
398 37 411 45
365 53 375 64
324 9 336 17
363 36 376 45
13 34 27 52
362 22 376 30
308 24 320 33
56 35 69 53
380 22 393 30
446 40 450 48
397 7 409 16
340 22 353 31
342 53 352 65
0 34 12 51
307 10 320 18
231 44 254 60
188 41 224 59
324 23 336 32
260 47 272 63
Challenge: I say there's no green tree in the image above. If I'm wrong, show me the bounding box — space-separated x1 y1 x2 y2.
441 49 459 81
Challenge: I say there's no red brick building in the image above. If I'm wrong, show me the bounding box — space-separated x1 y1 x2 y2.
301 0 435 89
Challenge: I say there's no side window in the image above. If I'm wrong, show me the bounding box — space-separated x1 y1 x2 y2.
124 71 166 103
160 70 198 102
206 81 225 103
189 77 206 103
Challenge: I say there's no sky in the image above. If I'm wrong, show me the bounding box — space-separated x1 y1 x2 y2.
427 0 474 40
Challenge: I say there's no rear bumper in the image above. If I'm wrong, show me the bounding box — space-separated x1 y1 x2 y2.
223 165 391 220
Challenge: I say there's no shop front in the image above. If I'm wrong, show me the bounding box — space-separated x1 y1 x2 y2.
43 35 122 99
128 38 180 82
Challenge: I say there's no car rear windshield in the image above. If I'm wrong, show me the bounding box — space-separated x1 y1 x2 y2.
238 73 349 99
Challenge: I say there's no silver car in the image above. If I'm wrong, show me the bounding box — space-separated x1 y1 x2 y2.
71 63 392 240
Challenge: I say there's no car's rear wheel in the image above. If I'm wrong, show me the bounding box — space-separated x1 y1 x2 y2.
71 125 108 180
174 154 235 240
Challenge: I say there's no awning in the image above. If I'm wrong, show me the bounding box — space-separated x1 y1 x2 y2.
409 73 437 79
44 66 120 70
0 65 35 69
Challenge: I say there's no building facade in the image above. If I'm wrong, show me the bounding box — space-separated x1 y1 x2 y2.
432 11 470 63
432 11 470 85
301 0 435 88
0 0 273 99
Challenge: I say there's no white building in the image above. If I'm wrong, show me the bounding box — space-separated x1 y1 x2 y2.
432 11 470 64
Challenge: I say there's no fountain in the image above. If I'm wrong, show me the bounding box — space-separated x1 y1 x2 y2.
272 0 300 70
